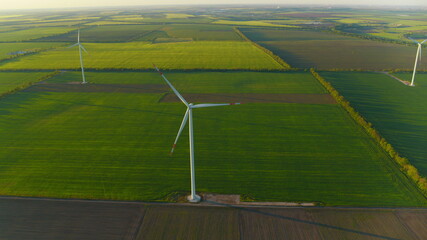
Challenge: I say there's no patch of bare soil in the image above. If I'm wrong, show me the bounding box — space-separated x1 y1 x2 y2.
240 202 316 207
160 93 336 104
201 194 316 207
25 84 168 93
396 210 427 240
203 194 240 204
1 196 427 240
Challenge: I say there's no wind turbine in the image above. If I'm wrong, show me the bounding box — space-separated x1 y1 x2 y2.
408 37 427 86
68 29 88 84
154 65 240 202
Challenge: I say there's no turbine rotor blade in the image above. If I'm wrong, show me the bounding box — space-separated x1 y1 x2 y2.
67 43 79 48
421 39 427 44
77 29 80 43
191 103 240 109
153 64 189 107
408 37 419 44
170 108 189 155
80 44 88 54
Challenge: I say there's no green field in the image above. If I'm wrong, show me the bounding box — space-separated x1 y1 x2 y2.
0 42 65 60
0 71 424 206
213 20 297 28
321 71 427 177
0 72 50 94
0 41 284 70
160 24 244 41
37 24 244 42
0 27 75 42
241 28 422 70
165 13 194 19
46 71 326 93
37 25 162 42
0 8 427 208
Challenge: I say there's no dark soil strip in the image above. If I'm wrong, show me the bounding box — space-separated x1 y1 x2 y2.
0 198 142 240
24 83 168 93
395 210 427 240
160 93 336 104
0 197 426 240
126 206 147 240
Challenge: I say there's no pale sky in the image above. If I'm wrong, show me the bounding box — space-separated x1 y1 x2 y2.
1 0 426 10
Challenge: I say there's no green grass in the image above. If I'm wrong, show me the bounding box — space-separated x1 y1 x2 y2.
213 20 297 28
241 28 422 70
160 24 244 41
137 31 170 42
47 71 326 93
0 27 20 33
0 27 75 42
369 31 404 41
84 21 139 26
11 20 91 27
139 16 213 24
0 41 284 70
241 28 351 41
0 42 65 60
38 25 162 42
0 72 51 94
0 71 424 206
165 13 194 19
321 71 427 177
110 15 145 22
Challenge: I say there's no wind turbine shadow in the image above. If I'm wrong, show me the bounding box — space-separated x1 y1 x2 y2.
205 200 402 240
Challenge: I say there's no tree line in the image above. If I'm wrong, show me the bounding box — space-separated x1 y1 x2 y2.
310 68 427 196
233 27 291 69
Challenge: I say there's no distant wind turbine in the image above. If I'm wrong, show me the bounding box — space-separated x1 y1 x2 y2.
154 65 240 202
408 37 427 86
68 29 88 84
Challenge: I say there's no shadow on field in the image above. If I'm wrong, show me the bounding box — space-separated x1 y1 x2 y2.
206 200 401 240
38 95 352 138
258 42 317 68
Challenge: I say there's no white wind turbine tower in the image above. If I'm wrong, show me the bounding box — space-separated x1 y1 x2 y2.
154 65 240 202
408 37 427 86
68 29 88 84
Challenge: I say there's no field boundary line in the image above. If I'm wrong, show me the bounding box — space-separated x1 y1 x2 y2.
0 68 301 72
1 195 427 210
310 69 427 198
0 71 61 100
0 44 68 67
234 27 291 69
329 27 413 46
